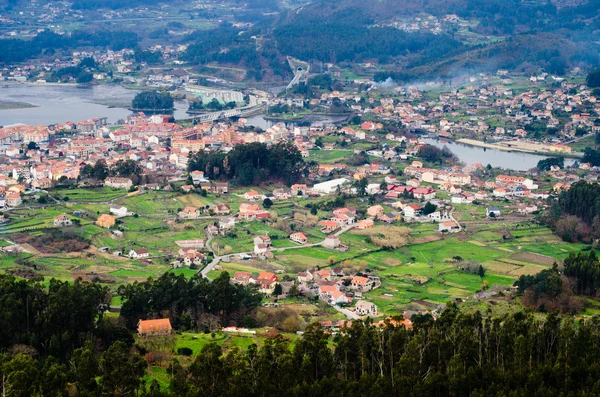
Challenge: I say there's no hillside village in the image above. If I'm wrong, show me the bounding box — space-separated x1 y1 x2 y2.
0 69 598 327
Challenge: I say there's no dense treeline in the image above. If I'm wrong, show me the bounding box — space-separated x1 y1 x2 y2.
10 273 600 395
274 24 463 64
166 308 600 396
0 29 138 64
556 181 600 225
564 250 600 296
418 144 456 164
587 69 600 88
118 272 262 330
536 156 564 171
515 263 583 313
515 250 600 313
187 142 306 185
583 147 600 166
80 158 144 184
0 275 111 359
545 181 600 242
182 26 266 81
132 91 174 110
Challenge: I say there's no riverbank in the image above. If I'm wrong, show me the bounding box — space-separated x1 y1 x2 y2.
456 138 583 158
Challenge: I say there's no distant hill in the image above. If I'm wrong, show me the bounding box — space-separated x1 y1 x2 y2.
267 0 600 80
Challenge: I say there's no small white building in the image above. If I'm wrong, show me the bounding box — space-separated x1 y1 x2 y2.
312 178 351 195
439 221 460 233
354 300 378 316
110 205 128 217
129 249 149 259
323 235 341 249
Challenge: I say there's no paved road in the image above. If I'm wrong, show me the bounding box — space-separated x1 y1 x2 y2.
333 306 360 320
199 223 356 277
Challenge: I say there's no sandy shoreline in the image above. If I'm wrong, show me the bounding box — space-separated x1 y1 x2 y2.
456 138 583 158
0 100 39 110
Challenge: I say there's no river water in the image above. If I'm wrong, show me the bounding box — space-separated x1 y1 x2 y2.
0 83 192 125
0 83 344 129
424 138 576 171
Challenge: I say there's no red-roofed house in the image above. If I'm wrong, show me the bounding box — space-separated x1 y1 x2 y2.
137 318 172 336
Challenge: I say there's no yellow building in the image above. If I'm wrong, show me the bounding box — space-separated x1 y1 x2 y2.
96 214 116 228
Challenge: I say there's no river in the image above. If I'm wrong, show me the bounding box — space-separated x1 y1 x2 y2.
424 138 576 171
0 83 193 126
0 83 346 129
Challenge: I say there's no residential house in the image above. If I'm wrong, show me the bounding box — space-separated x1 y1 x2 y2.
129 249 150 259
190 170 207 184
439 221 460 233
243 190 262 201
272 188 292 200
290 232 309 245
351 276 374 291
378 212 399 223
137 319 172 336
330 208 356 226
253 235 272 247
214 203 231 215
298 271 314 284
178 206 200 219
356 218 374 229
428 210 450 222
104 177 133 190
413 187 436 200
403 204 421 218
219 217 236 233
318 219 339 232
5 192 21 207
367 205 384 218
110 205 128 217
233 272 253 285
486 207 501 217
96 214 115 228
53 214 72 227
291 184 308 196
354 300 378 316
177 249 204 267
323 235 342 249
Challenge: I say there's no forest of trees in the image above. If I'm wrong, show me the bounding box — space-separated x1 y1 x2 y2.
9 286 600 396
187 142 307 186
8 266 600 395
118 272 262 330
80 159 144 185
545 181 600 242
131 91 174 111
0 29 139 64
417 144 456 164
181 26 270 81
274 24 463 64
587 69 600 88
515 250 600 313
582 147 600 167
536 156 564 171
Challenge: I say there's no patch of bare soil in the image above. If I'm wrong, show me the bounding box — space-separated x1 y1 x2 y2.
381 258 402 266
509 252 558 266
12 232 89 254
412 235 442 244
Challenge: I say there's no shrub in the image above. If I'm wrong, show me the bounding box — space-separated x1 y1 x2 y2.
177 347 193 356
